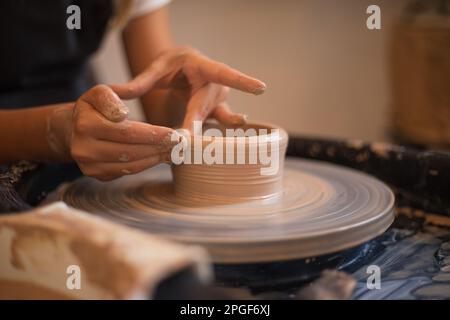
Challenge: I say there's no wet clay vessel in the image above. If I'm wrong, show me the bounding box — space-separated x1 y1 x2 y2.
171 122 289 203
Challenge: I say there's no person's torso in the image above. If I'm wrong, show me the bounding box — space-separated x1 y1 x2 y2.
0 0 114 108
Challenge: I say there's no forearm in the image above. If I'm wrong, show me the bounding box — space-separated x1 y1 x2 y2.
122 6 180 126
0 103 73 164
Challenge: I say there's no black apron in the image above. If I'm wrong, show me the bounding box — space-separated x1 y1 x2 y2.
0 0 114 108
0 0 114 211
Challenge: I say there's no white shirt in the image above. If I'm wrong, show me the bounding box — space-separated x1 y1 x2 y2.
129 0 171 19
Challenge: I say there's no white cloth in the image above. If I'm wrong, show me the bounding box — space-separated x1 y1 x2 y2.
129 0 171 19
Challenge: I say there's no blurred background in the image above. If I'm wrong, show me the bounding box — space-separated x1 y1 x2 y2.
92 0 448 144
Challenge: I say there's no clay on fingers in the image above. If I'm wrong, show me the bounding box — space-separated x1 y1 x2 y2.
81 84 129 122
74 108 179 147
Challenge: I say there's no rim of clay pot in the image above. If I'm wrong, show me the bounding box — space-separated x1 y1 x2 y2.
191 120 288 145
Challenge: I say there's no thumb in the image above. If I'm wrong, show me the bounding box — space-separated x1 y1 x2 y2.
109 63 166 100
81 85 129 123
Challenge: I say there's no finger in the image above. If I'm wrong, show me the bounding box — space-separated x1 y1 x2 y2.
210 103 248 127
71 138 172 163
79 153 170 181
112 49 267 98
182 84 224 132
80 84 129 122
95 120 180 147
74 102 180 146
110 71 159 100
110 57 179 100
195 56 266 95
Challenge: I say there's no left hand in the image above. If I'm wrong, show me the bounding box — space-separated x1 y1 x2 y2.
110 46 266 131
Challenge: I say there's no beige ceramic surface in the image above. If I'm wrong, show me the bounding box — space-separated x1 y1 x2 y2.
61 158 395 264
172 122 288 203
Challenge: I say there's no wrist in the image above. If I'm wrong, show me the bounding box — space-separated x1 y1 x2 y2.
46 103 74 162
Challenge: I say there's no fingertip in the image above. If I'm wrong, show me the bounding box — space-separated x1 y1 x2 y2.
252 81 266 95
108 83 122 94
151 126 183 152
84 85 130 122
237 113 248 124
168 129 182 145
109 83 133 100
104 99 129 123
110 107 129 123
226 113 247 127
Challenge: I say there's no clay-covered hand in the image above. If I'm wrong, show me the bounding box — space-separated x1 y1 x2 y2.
47 85 179 181
110 46 266 131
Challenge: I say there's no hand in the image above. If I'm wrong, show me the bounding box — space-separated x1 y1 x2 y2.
47 85 179 181
111 46 266 131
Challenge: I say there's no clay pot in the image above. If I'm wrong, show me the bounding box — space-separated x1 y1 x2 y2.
171 122 288 203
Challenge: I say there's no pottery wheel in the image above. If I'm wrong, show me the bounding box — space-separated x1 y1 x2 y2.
61 158 395 263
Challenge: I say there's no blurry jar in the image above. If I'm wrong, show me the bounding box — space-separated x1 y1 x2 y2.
390 0 450 147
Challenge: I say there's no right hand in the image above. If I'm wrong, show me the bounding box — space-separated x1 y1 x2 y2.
48 84 179 181
111 46 266 132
